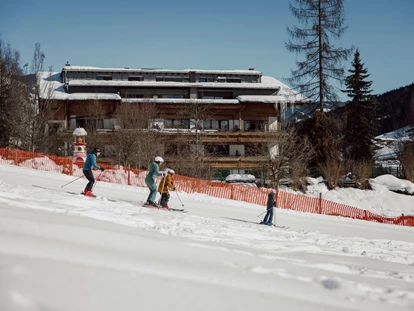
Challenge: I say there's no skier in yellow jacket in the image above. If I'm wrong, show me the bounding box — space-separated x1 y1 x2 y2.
157 169 176 209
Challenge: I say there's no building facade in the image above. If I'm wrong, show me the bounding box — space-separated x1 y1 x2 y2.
39 63 306 179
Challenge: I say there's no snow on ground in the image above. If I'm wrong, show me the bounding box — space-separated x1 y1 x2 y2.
0 163 413 311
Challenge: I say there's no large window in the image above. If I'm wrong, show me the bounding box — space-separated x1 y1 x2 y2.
156 76 186 82
204 120 228 131
205 144 229 157
96 75 112 80
77 118 104 130
199 77 214 83
121 93 144 98
244 120 267 131
226 78 241 83
128 76 144 81
162 95 184 98
202 96 224 99
245 143 267 156
164 119 190 129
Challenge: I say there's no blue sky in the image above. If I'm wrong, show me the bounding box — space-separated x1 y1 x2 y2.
1 0 413 99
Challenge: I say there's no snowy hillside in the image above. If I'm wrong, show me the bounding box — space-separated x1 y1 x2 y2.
0 164 413 311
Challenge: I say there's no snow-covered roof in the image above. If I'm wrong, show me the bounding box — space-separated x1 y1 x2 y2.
37 72 121 100
67 78 280 90
38 71 305 103
225 174 256 183
375 126 413 142
237 95 306 104
62 65 262 76
123 98 239 105
72 127 87 136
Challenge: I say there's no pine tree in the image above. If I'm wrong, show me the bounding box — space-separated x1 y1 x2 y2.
342 49 376 162
286 0 352 112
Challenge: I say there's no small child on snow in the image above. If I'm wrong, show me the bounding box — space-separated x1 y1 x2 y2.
157 168 176 209
261 188 276 226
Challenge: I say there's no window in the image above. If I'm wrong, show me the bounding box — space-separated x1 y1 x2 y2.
203 120 228 131
96 75 112 80
164 119 190 129
202 96 224 99
164 76 183 82
205 144 229 157
120 92 144 98
77 118 104 130
156 76 184 82
128 76 144 81
217 77 226 83
199 77 214 83
219 120 229 131
162 95 184 98
244 120 267 131
245 143 267 156
226 78 241 83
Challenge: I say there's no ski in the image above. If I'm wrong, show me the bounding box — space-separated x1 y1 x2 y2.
141 205 188 213
273 225 289 229
169 208 187 213
66 191 117 202
258 222 289 229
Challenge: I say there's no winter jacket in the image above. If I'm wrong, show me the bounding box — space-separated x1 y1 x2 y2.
158 173 175 194
145 162 163 184
83 152 101 171
267 192 276 209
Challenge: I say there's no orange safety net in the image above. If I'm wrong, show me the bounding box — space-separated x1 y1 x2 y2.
1 148 413 227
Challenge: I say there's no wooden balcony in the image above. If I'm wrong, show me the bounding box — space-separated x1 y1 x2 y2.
166 156 269 170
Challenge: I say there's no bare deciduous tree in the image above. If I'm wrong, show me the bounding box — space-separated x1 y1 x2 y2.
0 37 23 147
168 102 219 178
112 102 164 168
318 155 344 190
266 127 315 189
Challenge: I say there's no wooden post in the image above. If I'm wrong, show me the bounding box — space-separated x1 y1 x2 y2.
318 193 322 214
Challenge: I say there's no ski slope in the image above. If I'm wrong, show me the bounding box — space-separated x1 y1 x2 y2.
0 164 413 311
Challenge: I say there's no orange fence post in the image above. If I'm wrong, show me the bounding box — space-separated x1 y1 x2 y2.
318 193 322 214
128 166 131 185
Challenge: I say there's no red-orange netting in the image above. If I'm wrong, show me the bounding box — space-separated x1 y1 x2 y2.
1 148 413 227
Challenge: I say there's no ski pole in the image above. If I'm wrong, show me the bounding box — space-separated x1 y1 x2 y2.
257 206 273 217
175 190 184 207
61 176 83 188
92 171 103 191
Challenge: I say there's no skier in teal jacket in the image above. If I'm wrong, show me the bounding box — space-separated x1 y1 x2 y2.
83 148 104 197
144 156 164 206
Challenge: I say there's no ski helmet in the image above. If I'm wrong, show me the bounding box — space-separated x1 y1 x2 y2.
92 148 101 154
168 169 175 175
155 156 164 163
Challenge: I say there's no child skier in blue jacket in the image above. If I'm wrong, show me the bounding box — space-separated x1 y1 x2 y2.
261 188 276 226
